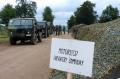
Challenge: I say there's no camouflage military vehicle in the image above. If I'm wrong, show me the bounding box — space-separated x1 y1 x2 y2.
8 18 42 45
37 21 52 38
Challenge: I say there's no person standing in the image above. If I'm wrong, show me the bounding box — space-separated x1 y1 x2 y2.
55 26 58 36
63 26 66 34
68 27 70 34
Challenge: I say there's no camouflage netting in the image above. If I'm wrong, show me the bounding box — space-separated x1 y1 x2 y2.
71 24 86 39
49 19 120 79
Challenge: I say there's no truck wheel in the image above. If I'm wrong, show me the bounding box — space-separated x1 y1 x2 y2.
21 40 25 44
10 37 16 45
44 33 47 38
44 30 48 38
38 32 42 42
31 33 37 45
47 30 49 37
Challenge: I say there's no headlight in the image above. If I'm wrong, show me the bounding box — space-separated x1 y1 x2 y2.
10 32 13 35
26 34 31 36
27 32 30 34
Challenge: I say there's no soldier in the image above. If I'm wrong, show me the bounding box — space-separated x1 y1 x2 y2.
68 27 70 34
58 26 62 35
53 26 56 34
60 26 62 35
55 26 57 35
55 25 59 36
63 26 66 34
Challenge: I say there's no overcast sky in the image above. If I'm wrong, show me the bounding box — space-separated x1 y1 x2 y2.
0 0 120 25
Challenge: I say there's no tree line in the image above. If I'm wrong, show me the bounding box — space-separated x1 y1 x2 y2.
0 0 54 26
0 0 119 27
67 1 119 29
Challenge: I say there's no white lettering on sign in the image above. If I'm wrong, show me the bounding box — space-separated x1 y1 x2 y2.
50 38 95 77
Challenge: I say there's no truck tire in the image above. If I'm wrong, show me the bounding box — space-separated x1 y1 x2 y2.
21 40 25 44
44 32 47 38
47 30 49 37
44 28 48 38
10 37 16 45
31 33 37 45
38 32 42 42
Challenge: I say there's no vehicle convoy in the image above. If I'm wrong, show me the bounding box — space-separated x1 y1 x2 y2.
37 21 52 38
8 18 42 45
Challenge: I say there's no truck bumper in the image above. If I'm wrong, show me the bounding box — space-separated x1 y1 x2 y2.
10 32 32 40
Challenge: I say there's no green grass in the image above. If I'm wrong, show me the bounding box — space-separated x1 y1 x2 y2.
0 33 9 43
0 34 8 37
0 37 9 42
0 34 9 42
0 27 9 42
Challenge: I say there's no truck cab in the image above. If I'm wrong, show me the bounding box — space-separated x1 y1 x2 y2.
37 21 50 38
8 18 42 45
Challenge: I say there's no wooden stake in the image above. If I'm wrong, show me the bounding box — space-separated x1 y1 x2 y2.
67 72 72 79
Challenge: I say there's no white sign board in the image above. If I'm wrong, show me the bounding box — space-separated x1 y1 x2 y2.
50 38 95 77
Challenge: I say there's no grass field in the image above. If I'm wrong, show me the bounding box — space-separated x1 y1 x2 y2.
0 37 9 42
0 34 9 43
0 26 9 43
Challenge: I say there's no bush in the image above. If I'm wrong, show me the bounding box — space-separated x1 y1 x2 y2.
0 26 8 37
71 24 86 39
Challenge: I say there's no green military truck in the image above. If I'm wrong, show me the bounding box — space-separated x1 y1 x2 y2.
37 21 52 38
8 18 42 45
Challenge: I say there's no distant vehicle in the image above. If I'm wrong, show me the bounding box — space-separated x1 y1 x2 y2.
8 18 42 45
37 21 52 38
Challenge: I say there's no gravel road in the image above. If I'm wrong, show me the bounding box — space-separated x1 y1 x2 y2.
0 34 72 79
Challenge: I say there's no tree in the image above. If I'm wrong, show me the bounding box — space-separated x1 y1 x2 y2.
15 0 37 18
0 12 1 23
26 1 37 17
99 5 119 23
67 15 75 29
43 6 54 24
0 4 16 26
74 1 97 25
16 0 27 5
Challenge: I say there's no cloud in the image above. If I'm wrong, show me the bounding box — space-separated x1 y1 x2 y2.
35 0 84 25
36 10 73 25
35 0 120 25
0 0 16 9
93 0 120 15
53 12 73 25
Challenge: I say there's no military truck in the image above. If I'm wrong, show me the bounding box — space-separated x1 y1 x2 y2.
37 21 52 38
8 18 42 45
47 22 53 35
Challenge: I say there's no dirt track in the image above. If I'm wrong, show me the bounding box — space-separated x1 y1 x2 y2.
0 34 72 79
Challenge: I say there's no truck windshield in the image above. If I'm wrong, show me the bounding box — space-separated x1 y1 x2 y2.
37 22 46 28
8 19 33 29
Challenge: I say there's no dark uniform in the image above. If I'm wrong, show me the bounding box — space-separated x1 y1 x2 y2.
63 26 66 34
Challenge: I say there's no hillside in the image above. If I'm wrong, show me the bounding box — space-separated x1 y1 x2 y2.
49 19 120 79
74 18 120 79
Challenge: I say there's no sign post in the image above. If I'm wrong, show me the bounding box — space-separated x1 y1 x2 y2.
67 72 72 79
50 38 95 78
